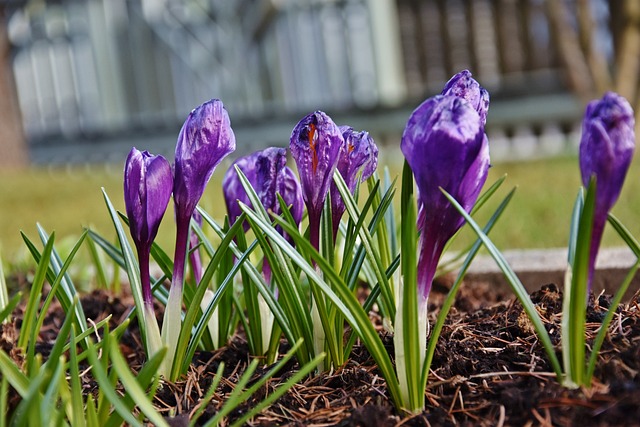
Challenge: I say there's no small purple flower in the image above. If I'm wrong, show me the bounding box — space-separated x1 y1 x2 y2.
223 147 304 238
441 70 490 126
223 147 303 283
579 92 635 288
401 92 490 303
329 126 378 238
290 111 343 250
123 147 173 305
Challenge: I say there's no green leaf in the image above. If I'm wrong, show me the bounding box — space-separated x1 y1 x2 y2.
101 189 150 354
0 292 21 325
68 326 86 427
0 377 8 427
230 345 325 427
442 188 563 380
398 161 420 410
86 230 109 289
103 345 167 427
0 255 10 324
333 171 395 320
176 216 253 378
565 177 595 386
189 363 225 427
87 340 144 427
18 232 55 350
108 340 168 426
586 260 639 382
422 187 516 390
608 213 640 258
34 231 90 350
36 225 89 339
199 208 300 361
0 350 29 396
86 229 125 268
241 203 404 407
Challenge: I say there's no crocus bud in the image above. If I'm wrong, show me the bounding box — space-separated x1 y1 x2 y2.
441 69 490 126
401 94 490 302
329 126 379 238
223 147 303 237
290 111 343 250
174 99 236 223
163 99 236 378
579 92 635 287
123 147 173 304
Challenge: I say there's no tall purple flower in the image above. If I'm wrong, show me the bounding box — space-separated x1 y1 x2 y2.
329 126 378 239
579 92 635 288
163 99 236 375
223 147 304 282
401 78 490 304
123 147 173 307
290 111 343 250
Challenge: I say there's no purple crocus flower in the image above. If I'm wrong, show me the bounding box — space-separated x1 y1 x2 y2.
290 111 343 250
441 69 490 126
401 88 490 306
329 126 378 239
172 99 236 285
579 92 635 288
163 99 236 371
123 147 173 307
223 147 304 282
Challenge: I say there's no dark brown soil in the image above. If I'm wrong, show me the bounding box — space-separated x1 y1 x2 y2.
4 279 640 426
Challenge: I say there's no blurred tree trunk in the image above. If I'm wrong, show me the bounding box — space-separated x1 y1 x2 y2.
0 6 27 168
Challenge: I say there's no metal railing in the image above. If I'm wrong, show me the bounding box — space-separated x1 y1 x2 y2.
7 0 612 164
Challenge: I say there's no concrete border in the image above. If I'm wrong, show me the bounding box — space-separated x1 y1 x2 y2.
465 247 639 300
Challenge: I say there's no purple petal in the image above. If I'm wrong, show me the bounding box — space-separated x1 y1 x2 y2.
441 70 490 126
579 91 635 288
330 126 379 237
290 111 343 219
579 91 635 218
124 147 173 249
401 93 490 300
223 147 304 237
174 99 236 221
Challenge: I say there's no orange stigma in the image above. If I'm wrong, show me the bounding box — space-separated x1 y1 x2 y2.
308 123 318 173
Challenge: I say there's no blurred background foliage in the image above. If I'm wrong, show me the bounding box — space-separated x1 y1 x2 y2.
0 0 639 265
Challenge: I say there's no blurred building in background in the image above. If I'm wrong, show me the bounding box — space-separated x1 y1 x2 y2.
1 0 639 165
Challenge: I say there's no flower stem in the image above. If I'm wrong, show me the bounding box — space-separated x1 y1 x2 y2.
137 246 153 307
161 213 190 379
587 217 605 292
308 210 321 254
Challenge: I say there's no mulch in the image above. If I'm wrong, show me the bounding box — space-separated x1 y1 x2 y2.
2 278 639 426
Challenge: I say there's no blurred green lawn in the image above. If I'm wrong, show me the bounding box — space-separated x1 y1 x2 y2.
1 154 639 267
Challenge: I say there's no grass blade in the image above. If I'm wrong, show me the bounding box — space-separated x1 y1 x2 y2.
241 203 404 407
442 188 563 380
101 188 150 353
108 340 169 426
422 188 515 390
565 178 595 386
18 232 55 350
